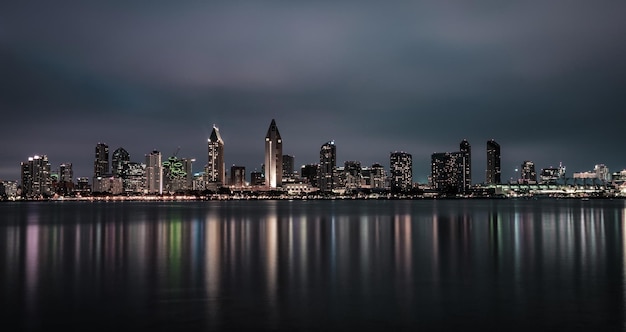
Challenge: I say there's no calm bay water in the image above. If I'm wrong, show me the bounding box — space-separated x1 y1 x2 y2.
1 199 625 331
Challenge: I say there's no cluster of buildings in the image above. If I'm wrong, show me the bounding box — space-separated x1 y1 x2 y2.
3 119 626 200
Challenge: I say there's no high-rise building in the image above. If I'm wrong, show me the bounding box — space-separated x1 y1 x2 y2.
112 147 130 178
301 164 320 188
431 152 465 194
59 163 73 183
123 162 145 193
344 161 362 189
163 156 193 192
57 163 74 195
20 155 52 198
486 139 501 184
390 152 412 193
370 163 386 189
319 141 336 192
520 161 537 184
460 139 471 192
145 150 162 194
94 143 109 178
230 166 246 187
264 119 283 188
250 171 264 186
282 155 295 182
206 125 225 186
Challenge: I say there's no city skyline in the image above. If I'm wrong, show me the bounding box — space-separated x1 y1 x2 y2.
7 126 625 187
2 2 626 182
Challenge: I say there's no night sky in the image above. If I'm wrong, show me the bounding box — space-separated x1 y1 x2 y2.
2 2 626 183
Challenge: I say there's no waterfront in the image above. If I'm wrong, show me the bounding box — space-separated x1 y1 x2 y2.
1 199 624 331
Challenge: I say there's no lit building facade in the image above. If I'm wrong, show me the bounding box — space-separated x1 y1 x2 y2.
344 161 362 190
486 139 501 184
94 143 109 178
282 155 295 182
390 152 412 193
163 156 193 192
319 141 336 192
206 125 225 186
20 155 52 198
230 166 246 188
57 163 74 195
112 147 130 178
123 162 145 193
301 164 320 188
431 152 464 194
264 119 283 188
145 150 162 194
460 139 471 192
520 161 537 184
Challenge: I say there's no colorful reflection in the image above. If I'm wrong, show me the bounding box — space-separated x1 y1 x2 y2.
0 200 625 330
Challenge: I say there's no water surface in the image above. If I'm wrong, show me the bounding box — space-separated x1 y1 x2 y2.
1 199 624 331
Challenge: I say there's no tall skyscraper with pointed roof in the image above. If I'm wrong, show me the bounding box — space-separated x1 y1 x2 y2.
206 125 225 186
265 119 282 188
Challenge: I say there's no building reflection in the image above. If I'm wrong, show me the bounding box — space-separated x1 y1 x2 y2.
1 200 625 330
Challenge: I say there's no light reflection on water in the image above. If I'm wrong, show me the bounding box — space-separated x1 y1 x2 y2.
0 199 625 331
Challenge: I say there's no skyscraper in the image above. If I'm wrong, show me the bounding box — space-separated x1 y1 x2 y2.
264 119 283 188
520 161 537 184
431 152 464 195
206 125 225 186
20 155 52 198
145 150 162 194
94 142 109 178
486 139 501 184
319 141 336 192
282 155 295 182
460 139 471 192
112 147 130 178
390 152 412 193
230 166 246 187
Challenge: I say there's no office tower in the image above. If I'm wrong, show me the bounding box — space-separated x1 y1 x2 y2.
231 166 246 187
344 161 362 189
250 171 264 186
370 163 386 189
76 177 91 193
94 143 109 178
431 152 464 194
206 125 225 185
264 119 283 188
594 164 610 182
520 161 537 184
59 163 73 183
163 156 193 192
390 152 412 193
145 150 162 194
20 155 52 198
319 141 336 192
58 163 74 195
460 139 471 192
282 155 295 182
123 162 146 193
112 147 130 178
301 164 320 188
486 139 501 184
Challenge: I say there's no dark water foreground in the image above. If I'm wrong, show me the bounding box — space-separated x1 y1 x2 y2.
0 199 624 331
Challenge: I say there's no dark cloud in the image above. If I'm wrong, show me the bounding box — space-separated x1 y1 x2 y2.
2 1 626 182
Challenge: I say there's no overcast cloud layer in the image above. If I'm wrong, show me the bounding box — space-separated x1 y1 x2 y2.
2 1 626 183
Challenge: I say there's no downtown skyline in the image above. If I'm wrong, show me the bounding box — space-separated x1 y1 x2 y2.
4 118 624 187
2 2 626 182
